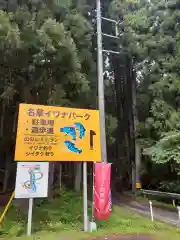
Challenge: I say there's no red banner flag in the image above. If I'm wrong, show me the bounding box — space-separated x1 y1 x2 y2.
94 163 111 220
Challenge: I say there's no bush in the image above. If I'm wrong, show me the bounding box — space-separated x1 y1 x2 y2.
159 180 180 193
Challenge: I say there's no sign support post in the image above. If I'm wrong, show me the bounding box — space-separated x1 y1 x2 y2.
15 162 49 236
27 198 33 236
83 162 88 232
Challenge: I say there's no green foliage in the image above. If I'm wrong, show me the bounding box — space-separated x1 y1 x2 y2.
0 0 101 152
109 0 180 190
106 114 117 145
0 1 93 106
159 180 180 193
0 204 25 236
111 0 179 163
0 187 83 237
143 131 180 164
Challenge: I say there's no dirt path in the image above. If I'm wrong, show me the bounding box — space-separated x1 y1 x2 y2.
86 234 152 240
114 194 180 226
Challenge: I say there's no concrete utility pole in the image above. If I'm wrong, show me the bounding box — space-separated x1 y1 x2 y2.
96 0 120 163
96 0 107 163
96 2 141 191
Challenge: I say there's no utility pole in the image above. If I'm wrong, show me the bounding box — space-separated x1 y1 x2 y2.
96 0 120 164
96 0 107 163
96 0 140 192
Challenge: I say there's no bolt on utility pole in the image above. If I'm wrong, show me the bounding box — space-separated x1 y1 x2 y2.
96 0 107 163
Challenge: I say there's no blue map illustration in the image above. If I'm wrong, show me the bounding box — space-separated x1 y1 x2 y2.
22 166 43 193
60 122 86 154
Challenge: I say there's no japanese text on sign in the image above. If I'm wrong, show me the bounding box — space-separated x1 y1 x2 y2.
27 108 91 120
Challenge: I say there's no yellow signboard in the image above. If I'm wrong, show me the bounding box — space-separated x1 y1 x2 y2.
136 182 142 189
14 104 101 162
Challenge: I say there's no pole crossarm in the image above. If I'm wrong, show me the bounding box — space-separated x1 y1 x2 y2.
102 49 120 55
102 33 119 39
101 17 117 23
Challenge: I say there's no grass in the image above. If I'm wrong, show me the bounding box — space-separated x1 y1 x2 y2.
0 187 180 240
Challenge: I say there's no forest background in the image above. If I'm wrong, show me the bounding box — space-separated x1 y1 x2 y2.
0 0 179 194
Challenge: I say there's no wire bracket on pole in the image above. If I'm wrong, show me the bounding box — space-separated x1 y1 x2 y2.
101 17 117 23
102 33 119 39
102 49 120 55
97 15 120 56
101 16 119 38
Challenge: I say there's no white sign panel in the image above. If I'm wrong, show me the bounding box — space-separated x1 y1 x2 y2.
15 162 49 198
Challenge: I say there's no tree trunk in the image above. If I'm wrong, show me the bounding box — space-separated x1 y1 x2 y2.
131 162 136 192
59 163 62 190
135 143 141 189
48 163 55 198
74 163 82 191
0 101 5 137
